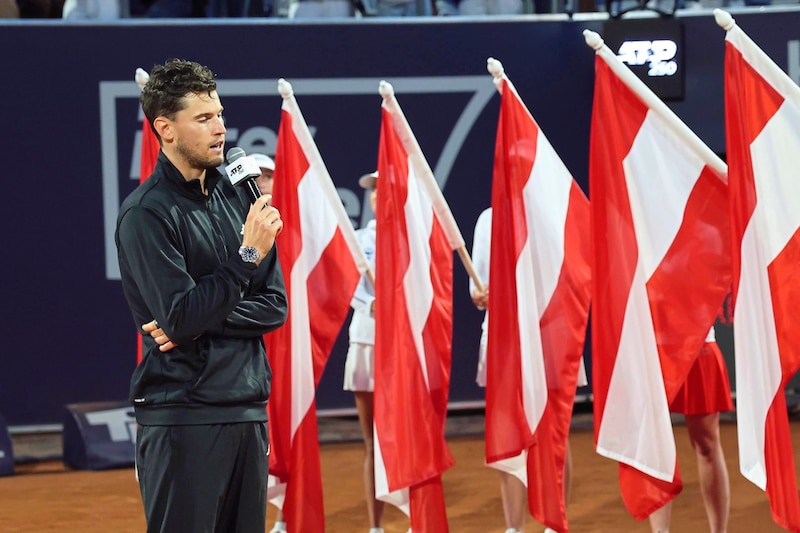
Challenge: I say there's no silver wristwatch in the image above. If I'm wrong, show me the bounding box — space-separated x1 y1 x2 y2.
238 245 260 264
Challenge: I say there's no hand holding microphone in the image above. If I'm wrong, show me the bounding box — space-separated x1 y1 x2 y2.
241 194 283 264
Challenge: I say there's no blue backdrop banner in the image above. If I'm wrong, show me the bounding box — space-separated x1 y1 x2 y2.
1 10 799 427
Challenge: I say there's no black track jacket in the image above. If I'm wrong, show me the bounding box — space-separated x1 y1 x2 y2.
115 152 287 426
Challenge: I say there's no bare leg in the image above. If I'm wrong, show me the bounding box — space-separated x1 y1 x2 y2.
499 471 526 531
354 391 384 528
269 509 286 532
648 500 672 533
685 413 729 533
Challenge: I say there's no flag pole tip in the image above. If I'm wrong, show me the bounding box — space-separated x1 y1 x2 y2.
714 9 734 30
583 29 603 51
277 78 294 98
135 67 149 90
486 57 504 78
379 80 394 98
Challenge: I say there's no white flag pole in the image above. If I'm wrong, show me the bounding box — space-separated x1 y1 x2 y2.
277 78 375 288
583 29 728 181
379 80 485 294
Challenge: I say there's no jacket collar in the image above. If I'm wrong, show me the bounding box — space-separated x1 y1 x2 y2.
155 151 223 199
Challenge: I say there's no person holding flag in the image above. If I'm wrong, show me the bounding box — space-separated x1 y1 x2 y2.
339 170 386 533
648 323 733 533
470 205 586 533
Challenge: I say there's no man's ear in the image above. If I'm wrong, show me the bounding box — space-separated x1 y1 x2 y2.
154 116 172 143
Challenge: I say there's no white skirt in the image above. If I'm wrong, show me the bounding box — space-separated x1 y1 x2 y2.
342 342 375 392
476 329 588 388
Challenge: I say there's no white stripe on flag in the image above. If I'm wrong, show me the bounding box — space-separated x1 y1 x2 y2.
526 130 570 309
624 112 708 277
514 237 547 433
403 165 435 389
597 262 674 482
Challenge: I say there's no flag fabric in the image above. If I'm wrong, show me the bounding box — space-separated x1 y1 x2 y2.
585 30 731 519
136 67 160 364
373 80 456 532
718 10 800 531
263 79 366 532
485 58 592 533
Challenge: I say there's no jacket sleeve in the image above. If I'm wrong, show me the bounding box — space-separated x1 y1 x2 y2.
117 205 270 346
207 245 288 338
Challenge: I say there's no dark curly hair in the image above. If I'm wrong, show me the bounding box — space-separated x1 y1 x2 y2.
140 59 218 141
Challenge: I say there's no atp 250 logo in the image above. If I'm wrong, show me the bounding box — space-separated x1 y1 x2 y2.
617 40 678 77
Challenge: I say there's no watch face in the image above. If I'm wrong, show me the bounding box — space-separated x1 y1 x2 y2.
239 245 260 263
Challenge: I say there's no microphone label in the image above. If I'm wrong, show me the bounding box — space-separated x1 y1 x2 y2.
225 156 262 186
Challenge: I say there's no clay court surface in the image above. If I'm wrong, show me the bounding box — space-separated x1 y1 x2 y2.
0 417 792 532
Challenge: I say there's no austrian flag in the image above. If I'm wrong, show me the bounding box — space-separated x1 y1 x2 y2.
584 30 731 519
485 58 591 533
373 80 457 532
717 9 800 531
263 79 367 533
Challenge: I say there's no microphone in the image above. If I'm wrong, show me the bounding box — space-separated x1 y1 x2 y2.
225 147 263 203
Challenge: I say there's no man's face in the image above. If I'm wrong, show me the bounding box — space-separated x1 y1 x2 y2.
172 91 226 171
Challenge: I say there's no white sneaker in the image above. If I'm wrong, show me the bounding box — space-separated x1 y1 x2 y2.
544 528 559 533
269 522 287 533
368 529 384 533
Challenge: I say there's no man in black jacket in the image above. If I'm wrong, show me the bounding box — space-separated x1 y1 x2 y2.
115 58 287 533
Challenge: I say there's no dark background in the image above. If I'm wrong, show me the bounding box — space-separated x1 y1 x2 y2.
1 9 797 427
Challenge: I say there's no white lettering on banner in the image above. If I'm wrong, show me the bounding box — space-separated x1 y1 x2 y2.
101 76 494 280
0 450 5 459
85 408 136 443
617 40 678 77
789 40 800 87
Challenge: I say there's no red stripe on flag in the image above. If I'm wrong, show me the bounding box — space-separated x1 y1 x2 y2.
485 79 535 464
764 231 800 530
589 56 646 443
280 406 324 531
646 167 731 401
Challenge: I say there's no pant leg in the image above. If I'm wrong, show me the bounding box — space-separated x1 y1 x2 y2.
218 422 270 533
136 423 269 533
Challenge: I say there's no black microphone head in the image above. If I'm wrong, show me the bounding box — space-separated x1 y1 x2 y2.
226 147 246 164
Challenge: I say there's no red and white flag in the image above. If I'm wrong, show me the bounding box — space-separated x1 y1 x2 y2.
264 78 368 532
484 58 592 533
374 80 457 531
585 30 731 519
136 67 160 364
718 10 800 531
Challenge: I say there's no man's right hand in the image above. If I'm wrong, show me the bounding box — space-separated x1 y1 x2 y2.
241 194 283 264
